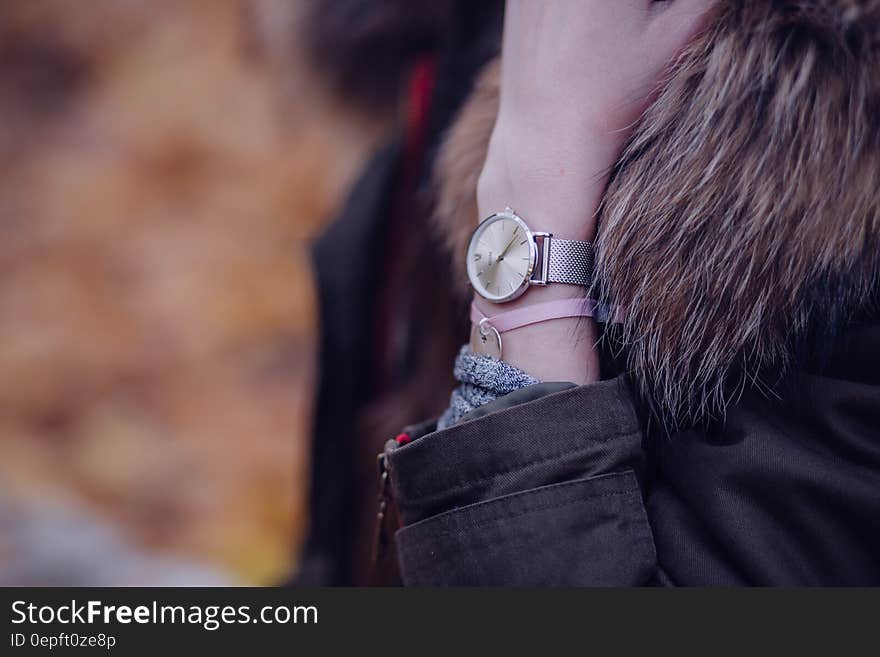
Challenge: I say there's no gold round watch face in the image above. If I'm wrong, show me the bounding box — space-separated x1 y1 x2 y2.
466 211 536 303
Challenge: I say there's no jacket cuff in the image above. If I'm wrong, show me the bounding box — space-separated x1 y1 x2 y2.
386 376 644 526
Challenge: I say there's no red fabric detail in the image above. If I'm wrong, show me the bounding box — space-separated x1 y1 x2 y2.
372 55 438 392
401 56 437 180
395 433 412 446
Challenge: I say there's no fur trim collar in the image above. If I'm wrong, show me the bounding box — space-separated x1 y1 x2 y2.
433 1 880 429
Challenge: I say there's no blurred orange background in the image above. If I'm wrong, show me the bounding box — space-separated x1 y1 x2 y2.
0 0 388 584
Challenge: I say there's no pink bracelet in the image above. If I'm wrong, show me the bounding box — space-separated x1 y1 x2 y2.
470 298 598 359
471 298 598 332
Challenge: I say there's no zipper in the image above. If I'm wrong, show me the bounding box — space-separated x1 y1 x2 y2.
371 432 412 567
371 451 392 566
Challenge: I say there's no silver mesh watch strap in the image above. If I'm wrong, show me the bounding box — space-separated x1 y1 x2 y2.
544 237 593 287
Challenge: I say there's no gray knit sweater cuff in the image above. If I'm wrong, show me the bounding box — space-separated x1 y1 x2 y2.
437 346 540 430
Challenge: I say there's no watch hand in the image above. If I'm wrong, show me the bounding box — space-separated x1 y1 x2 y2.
497 234 518 261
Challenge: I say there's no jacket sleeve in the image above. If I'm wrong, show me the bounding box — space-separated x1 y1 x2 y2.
386 377 659 586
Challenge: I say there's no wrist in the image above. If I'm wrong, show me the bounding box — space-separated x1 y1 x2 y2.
472 282 587 317
477 123 621 241
473 288 600 386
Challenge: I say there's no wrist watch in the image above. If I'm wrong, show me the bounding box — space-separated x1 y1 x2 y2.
466 207 594 303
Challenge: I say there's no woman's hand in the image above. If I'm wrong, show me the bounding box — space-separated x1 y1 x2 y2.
475 0 712 384
478 0 713 241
